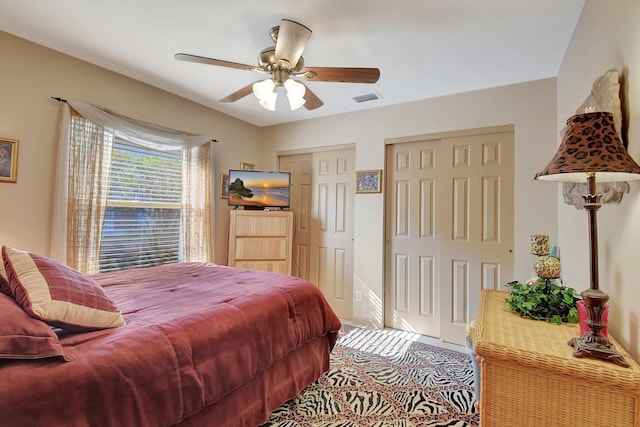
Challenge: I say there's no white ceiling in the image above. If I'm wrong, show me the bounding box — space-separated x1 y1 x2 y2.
0 0 585 127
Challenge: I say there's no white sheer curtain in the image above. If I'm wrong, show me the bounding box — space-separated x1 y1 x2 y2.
51 100 215 272
181 144 213 262
50 103 71 264
67 100 211 150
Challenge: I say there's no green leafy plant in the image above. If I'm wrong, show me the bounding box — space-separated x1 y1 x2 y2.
505 279 580 325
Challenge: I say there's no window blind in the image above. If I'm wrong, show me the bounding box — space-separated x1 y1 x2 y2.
98 141 182 272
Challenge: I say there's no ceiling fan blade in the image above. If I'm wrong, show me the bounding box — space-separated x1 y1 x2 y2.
175 53 257 72
301 83 324 110
274 19 312 68
298 67 380 83
220 83 256 103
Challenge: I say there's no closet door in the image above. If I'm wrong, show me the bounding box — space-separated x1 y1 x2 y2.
279 153 313 278
280 148 356 320
385 131 514 344
310 149 355 319
385 139 442 338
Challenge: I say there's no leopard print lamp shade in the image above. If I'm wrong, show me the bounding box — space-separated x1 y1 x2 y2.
535 112 640 182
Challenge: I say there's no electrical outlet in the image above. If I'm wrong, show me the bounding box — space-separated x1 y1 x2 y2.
355 291 363 302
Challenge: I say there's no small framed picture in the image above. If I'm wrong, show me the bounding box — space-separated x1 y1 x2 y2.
240 162 255 171
219 173 229 199
0 138 19 183
356 169 382 193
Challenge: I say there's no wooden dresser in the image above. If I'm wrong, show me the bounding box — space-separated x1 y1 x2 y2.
473 289 640 427
228 210 294 275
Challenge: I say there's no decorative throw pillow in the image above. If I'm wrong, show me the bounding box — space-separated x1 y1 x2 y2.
0 255 11 297
0 274 10 297
0 293 71 361
3 246 126 331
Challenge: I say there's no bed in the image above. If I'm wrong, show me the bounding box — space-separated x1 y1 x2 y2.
0 257 341 427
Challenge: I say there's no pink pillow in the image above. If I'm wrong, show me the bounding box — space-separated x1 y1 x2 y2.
3 246 126 331
0 258 11 297
0 293 71 360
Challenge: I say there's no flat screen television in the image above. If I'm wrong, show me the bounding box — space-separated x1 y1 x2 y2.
227 170 291 209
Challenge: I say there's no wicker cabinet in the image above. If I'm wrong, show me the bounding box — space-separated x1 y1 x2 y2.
473 289 640 427
228 210 293 275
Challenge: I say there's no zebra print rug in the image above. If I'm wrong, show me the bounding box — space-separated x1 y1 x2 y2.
262 324 479 426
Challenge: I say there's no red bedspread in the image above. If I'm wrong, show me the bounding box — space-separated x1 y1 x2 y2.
0 263 341 427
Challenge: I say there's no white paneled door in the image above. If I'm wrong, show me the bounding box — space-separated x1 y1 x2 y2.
385 130 514 344
280 148 355 320
279 153 313 280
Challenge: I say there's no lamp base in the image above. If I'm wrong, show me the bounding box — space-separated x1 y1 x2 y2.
567 287 630 368
569 333 629 368
559 175 632 368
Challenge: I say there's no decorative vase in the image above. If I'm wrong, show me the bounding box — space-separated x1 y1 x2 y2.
533 255 561 279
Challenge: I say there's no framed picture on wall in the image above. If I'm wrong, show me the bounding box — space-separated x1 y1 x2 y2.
219 173 229 199
240 162 255 171
0 138 19 183
355 169 382 193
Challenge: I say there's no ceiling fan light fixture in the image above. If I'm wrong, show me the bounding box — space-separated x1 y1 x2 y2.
284 78 306 110
177 19 380 112
253 78 278 111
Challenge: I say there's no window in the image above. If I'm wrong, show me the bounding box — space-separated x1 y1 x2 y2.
54 102 212 275
98 141 182 272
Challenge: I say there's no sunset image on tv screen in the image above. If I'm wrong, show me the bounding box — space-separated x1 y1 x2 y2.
228 171 290 207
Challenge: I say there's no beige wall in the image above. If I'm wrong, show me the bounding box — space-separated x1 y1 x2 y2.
261 79 559 326
557 0 640 359
0 31 261 265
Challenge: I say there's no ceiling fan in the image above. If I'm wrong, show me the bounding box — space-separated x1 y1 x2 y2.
175 19 380 111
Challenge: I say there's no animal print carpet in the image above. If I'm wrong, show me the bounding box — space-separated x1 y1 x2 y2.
262 324 479 426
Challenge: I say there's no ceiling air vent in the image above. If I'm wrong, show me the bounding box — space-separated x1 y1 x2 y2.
353 92 381 103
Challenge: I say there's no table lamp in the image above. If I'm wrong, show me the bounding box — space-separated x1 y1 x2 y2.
535 112 640 367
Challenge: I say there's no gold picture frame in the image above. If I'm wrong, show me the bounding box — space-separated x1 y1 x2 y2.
240 162 255 171
0 138 19 183
355 169 382 193
219 173 229 199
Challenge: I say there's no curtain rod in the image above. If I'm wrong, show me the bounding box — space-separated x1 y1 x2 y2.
50 97 219 143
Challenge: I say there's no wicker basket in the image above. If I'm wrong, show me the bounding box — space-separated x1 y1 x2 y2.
473 289 640 427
